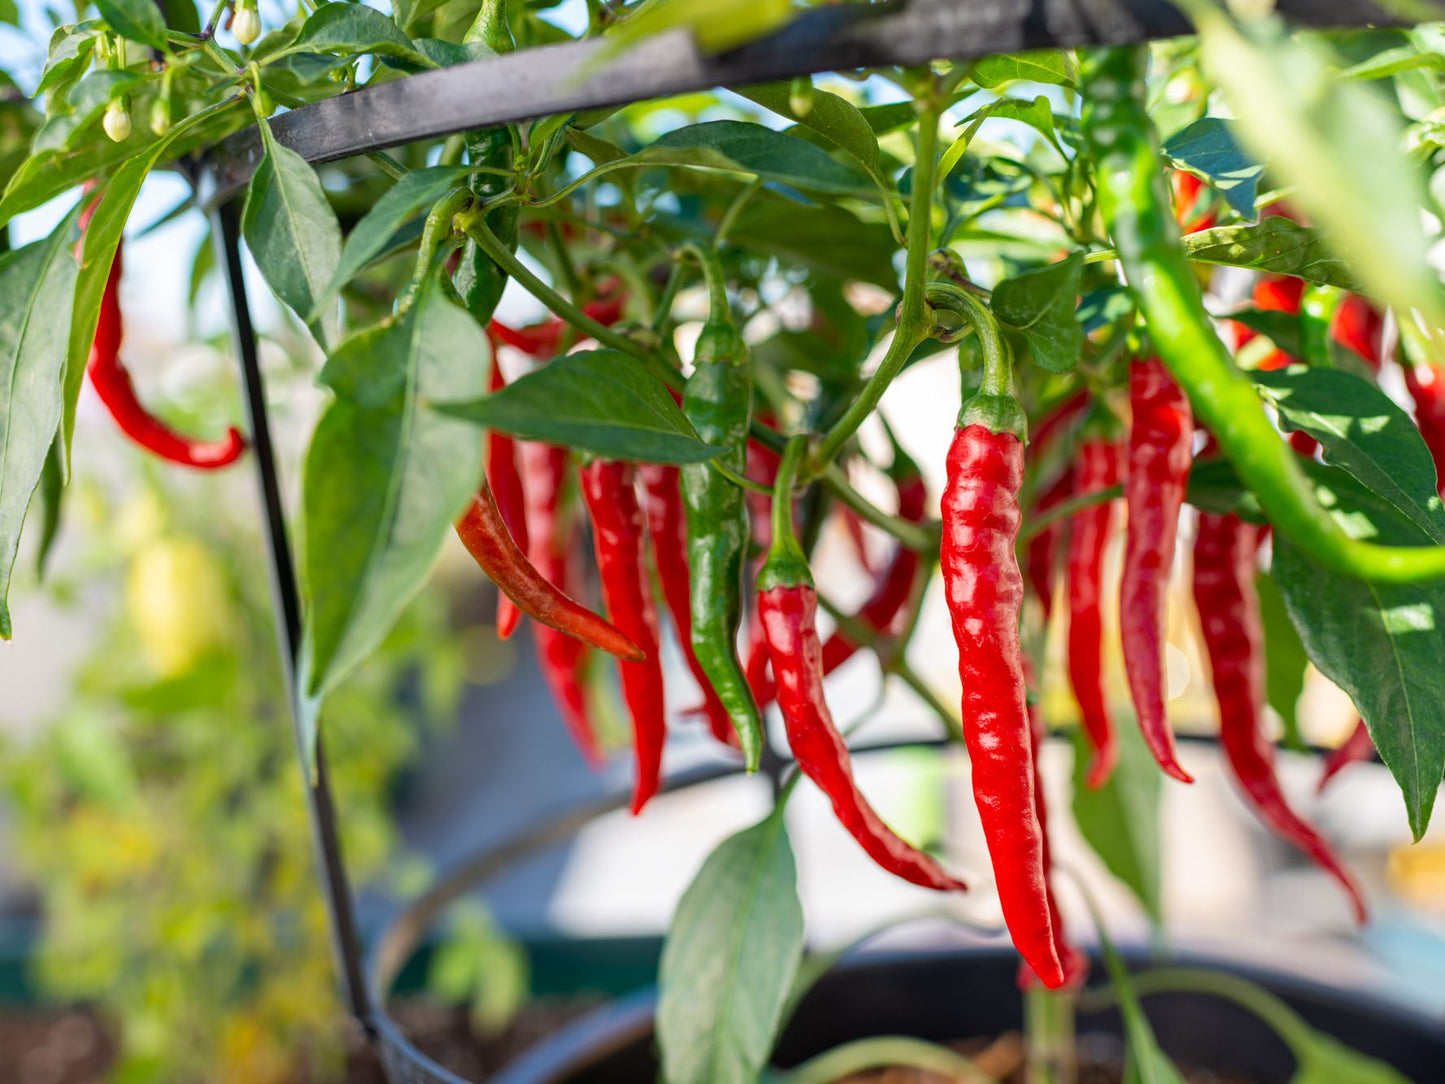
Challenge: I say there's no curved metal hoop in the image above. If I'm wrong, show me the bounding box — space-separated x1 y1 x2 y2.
198 0 1396 206
205 2 1401 1079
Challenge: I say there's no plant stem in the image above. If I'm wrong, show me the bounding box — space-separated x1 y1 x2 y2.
367 151 409 181
811 89 944 475
1018 484 1123 543
786 1035 995 1084
715 178 762 248
1024 985 1076 1084
820 464 939 553
458 212 683 391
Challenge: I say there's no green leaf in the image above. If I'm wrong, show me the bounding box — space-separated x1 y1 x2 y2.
1340 45 1445 81
656 807 803 1084
319 166 466 318
33 71 145 155
94 0 167 50
243 118 342 334
1294 1034 1413 1083
36 24 100 97
1162 116 1264 220
436 349 717 463
1225 307 1304 359
972 50 1077 89
1186 3 1445 330
1252 366 1445 543
723 199 898 287
1091 913 1187 1084
1271 464 1445 840
739 82 881 174
1182 218 1360 289
1256 571 1308 749
302 284 487 701
991 253 1083 373
636 120 872 196
0 211 81 639
283 2 434 67
596 0 795 58
1071 723 1163 923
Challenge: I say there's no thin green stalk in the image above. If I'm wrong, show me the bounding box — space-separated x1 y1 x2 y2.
1019 483 1123 543
821 464 939 553
678 240 730 317
715 177 762 248
545 219 586 301
786 1036 995 1084
1024 984 1076 1084
457 211 683 391
367 151 409 181
811 93 943 474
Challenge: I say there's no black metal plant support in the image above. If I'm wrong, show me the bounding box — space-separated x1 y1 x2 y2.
195 2 1400 1080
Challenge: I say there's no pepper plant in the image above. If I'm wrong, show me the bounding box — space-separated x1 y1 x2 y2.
0 0 1443 1079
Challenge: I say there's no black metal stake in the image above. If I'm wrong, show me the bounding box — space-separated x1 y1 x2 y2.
209 199 375 1032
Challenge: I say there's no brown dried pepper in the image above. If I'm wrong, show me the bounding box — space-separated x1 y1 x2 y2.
760 438 966 892
1121 358 1194 784
1192 511 1367 923
581 460 666 813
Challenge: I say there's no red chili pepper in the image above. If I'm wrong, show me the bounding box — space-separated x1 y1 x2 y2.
1017 661 1087 991
817 465 927 675
1332 295 1384 369
760 439 965 893
485 331 527 639
487 293 627 358
1025 467 1072 622
1121 359 1194 784
581 460 667 813
87 240 246 469
1252 275 1306 373
1169 171 1216 234
741 431 782 707
1400 359 1445 495
942 413 1065 989
1067 436 1122 790
1318 718 1375 794
521 441 602 766
836 504 876 576
455 479 643 662
1192 511 1367 923
638 463 734 746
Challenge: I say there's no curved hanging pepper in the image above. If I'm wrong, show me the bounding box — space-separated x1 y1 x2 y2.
455 479 643 662
1318 718 1375 794
741 430 782 710
87 240 245 469
760 438 966 893
935 285 1064 989
1080 44 1445 585
581 460 667 814
817 450 928 676
1121 358 1194 783
521 441 603 766
679 245 763 770
1192 510 1367 923
485 328 527 639
1067 432 1122 790
639 462 734 746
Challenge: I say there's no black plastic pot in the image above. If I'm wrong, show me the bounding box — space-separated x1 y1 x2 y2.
490 948 1445 1084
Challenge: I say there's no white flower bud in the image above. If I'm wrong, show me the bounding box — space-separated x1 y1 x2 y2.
232 4 261 45
103 100 131 143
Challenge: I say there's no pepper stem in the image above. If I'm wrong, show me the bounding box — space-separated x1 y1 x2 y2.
927 280 1026 438
678 241 731 323
758 435 812 591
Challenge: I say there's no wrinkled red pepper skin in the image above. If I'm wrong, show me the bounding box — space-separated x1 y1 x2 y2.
521 442 602 766
1401 360 1445 495
1121 359 1194 784
581 460 666 814
485 334 527 639
1067 439 1122 790
817 470 927 674
88 242 246 469
1192 512 1367 923
941 423 1064 989
639 463 734 746
761 581 966 891
1318 718 1375 794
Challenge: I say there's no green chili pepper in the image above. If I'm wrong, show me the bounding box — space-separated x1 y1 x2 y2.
680 244 763 771
1081 45 1445 585
455 0 518 324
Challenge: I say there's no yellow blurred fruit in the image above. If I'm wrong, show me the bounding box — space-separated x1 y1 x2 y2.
125 536 231 678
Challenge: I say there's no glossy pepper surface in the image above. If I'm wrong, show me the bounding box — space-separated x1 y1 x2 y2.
1080 44 1445 585
760 439 966 893
1192 511 1367 923
485 334 527 638
521 441 602 765
1121 358 1194 783
1067 436 1122 790
679 250 763 770
455 480 643 662
88 240 246 469
581 460 666 813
